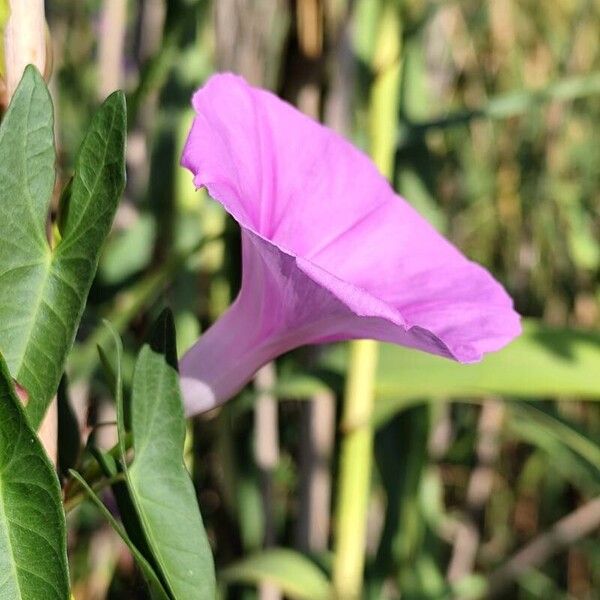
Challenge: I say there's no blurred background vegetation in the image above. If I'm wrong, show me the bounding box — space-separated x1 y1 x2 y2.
46 0 600 598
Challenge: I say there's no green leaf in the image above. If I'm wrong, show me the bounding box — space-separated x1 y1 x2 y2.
98 212 156 284
373 407 430 587
399 71 600 145
57 376 81 478
123 311 216 599
508 403 600 477
220 549 332 600
0 66 126 428
147 308 179 371
314 320 600 426
0 354 69 599
507 409 600 494
97 329 159 580
68 470 169 600
97 322 127 460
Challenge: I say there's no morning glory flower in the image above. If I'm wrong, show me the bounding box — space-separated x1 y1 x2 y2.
180 74 521 415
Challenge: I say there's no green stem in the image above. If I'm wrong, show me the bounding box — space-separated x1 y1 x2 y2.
332 4 401 596
69 234 220 382
332 340 379 598
63 432 132 506
64 472 125 513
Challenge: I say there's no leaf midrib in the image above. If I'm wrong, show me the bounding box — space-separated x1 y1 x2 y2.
21 83 51 252
59 102 118 249
10 100 119 406
12 249 52 385
127 362 179 596
2 79 53 389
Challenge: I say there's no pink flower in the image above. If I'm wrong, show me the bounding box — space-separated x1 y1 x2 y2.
180 73 521 414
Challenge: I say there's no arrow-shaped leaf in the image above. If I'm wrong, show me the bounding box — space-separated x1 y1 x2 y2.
0 354 69 599
124 311 216 599
0 65 126 428
69 470 169 600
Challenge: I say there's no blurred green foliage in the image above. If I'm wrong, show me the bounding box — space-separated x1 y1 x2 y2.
44 0 600 598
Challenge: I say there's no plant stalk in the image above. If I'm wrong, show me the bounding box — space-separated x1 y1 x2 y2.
2 0 48 105
332 339 379 598
332 3 401 597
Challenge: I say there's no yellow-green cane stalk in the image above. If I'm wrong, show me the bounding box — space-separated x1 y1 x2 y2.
332 339 379 598
0 0 8 77
332 3 402 598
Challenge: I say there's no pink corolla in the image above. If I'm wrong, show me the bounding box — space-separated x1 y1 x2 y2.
180 73 521 415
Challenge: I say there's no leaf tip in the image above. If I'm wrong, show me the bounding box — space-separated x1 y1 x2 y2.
102 89 127 124
148 308 178 371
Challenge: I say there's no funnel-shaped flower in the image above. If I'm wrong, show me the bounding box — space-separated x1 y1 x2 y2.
180 74 521 414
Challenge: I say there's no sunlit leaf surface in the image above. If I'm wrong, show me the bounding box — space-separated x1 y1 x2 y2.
124 312 215 599
0 66 125 427
0 355 68 599
221 548 332 600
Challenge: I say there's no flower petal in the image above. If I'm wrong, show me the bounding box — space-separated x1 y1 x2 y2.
180 73 521 412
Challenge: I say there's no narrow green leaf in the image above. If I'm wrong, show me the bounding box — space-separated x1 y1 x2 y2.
68 470 170 600
400 71 600 145
0 66 126 428
57 376 81 478
97 329 159 576
97 321 127 460
90 443 159 574
124 313 216 599
508 403 600 472
148 308 179 371
374 407 430 587
0 354 69 599
313 320 600 426
220 549 332 600
507 410 600 494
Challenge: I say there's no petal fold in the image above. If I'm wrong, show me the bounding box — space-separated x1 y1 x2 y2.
180 73 521 413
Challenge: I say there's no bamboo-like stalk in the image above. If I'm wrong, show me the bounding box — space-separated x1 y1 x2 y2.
98 0 127 100
292 0 340 557
332 339 379 598
254 362 281 600
254 362 279 549
332 4 401 597
2 0 48 104
213 5 289 599
296 389 335 552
